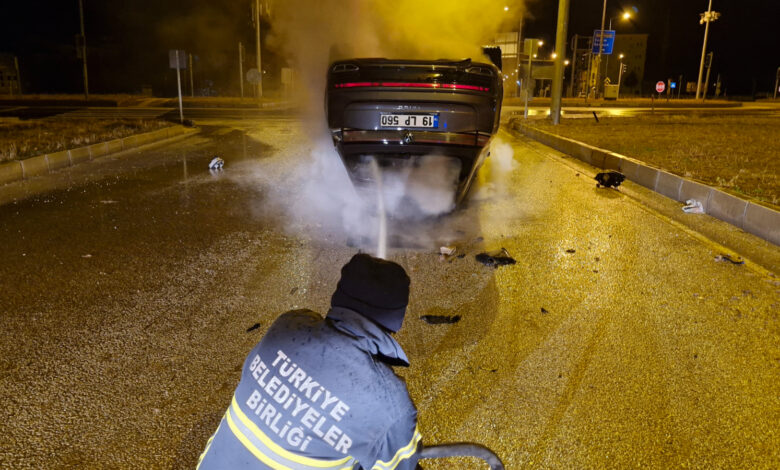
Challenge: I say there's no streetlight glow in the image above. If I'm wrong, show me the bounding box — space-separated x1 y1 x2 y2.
551 52 557 59
504 6 509 11
564 59 570 66
538 40 544 46
622 11 631 20
619 53 625 59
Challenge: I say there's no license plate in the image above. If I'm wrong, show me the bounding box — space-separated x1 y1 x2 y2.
380 113 438 128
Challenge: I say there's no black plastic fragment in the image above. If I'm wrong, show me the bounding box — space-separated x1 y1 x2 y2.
420 315 461 324
715 254 745 265
246 323 261 332
565 249 576 253
475 248 516 267
595 171 625 188
541 308 549 314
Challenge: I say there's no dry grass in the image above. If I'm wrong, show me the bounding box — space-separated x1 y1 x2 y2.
0 119 171 162
529 115 780 206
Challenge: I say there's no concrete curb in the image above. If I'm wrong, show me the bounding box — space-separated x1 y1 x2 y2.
509 118 780 246
0 125 198 187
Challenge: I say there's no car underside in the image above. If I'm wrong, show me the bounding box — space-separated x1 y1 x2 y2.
326 58 503 211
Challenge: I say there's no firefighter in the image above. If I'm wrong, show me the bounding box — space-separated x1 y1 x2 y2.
198 253 421 470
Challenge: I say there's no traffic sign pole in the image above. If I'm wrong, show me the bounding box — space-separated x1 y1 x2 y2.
176 50 183 123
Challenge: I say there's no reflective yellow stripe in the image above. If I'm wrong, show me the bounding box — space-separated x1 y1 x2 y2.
230 396 354 469
226 406 293 469
371 427 422 470
196 413 225 470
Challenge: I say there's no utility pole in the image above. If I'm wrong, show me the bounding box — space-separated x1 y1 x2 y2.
774 67 779 100
254 0 263 99
189 53 194 97
569 34 577 98
703 52 713 100
239 42 245 98
696 0 719 99
14 56 22 95
78 0 89 101
594 0 607 99
175 50 183 123
550 0 570 125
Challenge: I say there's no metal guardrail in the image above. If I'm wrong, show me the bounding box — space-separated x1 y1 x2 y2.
419 444 504 470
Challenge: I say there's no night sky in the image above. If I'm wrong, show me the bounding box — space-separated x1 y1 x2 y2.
2 0 778 97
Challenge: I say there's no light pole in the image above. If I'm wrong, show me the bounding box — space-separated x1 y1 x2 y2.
78 0 89 101
254 0 263 99
605 11 632 82
696 0 720 100
594 0 607 98
550 0 570 125
523 39 542 119
617 53 625 99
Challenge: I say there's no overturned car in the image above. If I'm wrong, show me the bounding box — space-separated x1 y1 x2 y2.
326 57 503 212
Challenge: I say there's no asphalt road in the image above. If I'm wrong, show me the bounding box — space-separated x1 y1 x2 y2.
0 114 778 469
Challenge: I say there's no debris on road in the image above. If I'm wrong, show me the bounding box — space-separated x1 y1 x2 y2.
420 315 461 324
541 307 549 314
682 199 705 214
715 254 745 265
440 246 457 256
565 248 576 254
246 323 261 332
209 157 225 170
595 171 625 189
475 248 516 268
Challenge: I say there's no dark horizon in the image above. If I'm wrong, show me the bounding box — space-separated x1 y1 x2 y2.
2 0 778 97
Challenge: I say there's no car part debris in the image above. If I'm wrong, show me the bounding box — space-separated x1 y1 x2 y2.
595 171 625 188
420 315 461 324
565 249 576 254
246 323 261 332
714 254 745 265
475 248 516 267
209 157 225 170
440 246 457 256
682 199 705 213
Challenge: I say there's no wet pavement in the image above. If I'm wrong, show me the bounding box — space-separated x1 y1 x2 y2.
0 114 778 469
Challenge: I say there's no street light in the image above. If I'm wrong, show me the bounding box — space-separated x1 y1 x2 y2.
551 52 558 59
617 53 626 99
696 0 720 100
605 10 635 83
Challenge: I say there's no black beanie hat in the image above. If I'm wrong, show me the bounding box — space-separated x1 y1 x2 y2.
331 253 411 332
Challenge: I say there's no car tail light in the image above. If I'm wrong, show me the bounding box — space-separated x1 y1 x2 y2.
333 82 489 92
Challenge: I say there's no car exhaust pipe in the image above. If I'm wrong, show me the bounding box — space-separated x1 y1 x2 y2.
419 444 504 470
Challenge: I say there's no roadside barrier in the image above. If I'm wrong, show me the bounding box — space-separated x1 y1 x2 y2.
0 125 198 187
509 118 779 246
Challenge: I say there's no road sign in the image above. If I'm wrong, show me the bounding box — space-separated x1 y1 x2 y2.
591 30 615 55
169 49 187 69
670 82 677 89
246 68 262 84
656 81 666 93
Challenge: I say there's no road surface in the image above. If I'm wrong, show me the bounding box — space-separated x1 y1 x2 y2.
0 114 777 469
